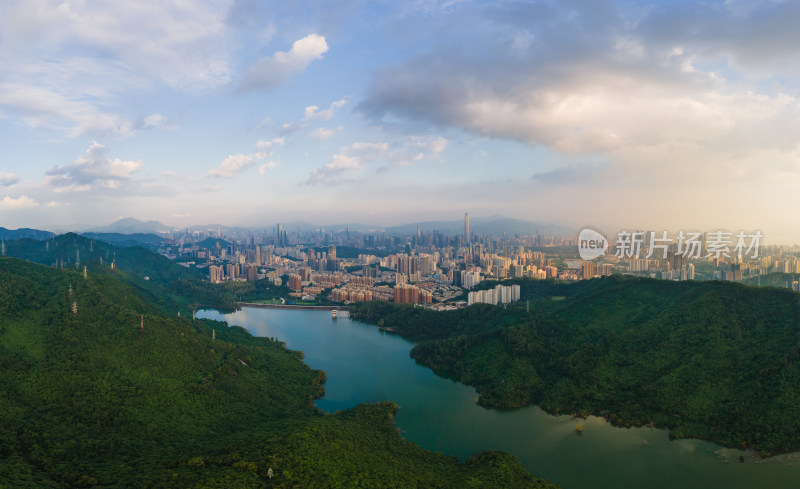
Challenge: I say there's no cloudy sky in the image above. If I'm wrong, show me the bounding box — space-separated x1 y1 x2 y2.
1 0 800 242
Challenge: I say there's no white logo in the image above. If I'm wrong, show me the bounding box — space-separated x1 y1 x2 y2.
578 228 608 260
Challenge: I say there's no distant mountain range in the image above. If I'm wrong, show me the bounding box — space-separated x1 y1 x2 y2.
0 227 55 240
87 217 174 234
385 216 573 237
41 216 576 238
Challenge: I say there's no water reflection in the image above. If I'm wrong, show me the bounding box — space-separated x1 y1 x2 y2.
199 308 800 489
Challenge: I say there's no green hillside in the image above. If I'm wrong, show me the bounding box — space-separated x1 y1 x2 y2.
0 257 556 488
743 272 800 289
352 276 800 455
81 232 166 250
3 233 267 313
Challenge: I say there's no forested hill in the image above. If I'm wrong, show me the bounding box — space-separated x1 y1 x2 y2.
0 227 54 240
352 276 800 455
0 257 557 488
1 233 246 312
3 232 202 283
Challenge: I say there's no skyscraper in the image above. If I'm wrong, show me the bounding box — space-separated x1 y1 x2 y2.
465 212 470 244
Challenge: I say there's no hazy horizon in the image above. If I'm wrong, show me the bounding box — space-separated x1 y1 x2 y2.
1 1 799 243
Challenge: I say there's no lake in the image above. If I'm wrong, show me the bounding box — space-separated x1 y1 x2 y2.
198 307 800 489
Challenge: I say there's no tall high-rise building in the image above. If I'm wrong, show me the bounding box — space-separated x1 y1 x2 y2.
288 273 302 292
209 265 223 283
465 212 470 244
581 260 597 279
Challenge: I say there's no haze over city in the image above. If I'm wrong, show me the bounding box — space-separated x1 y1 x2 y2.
1 1 799 242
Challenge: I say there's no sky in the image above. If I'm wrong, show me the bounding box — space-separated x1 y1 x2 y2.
1 0 800 242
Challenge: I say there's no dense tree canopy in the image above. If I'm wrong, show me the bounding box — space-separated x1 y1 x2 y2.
0 255 555 488
352 276 800 455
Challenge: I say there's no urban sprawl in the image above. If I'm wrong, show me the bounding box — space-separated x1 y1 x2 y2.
153 216 800 309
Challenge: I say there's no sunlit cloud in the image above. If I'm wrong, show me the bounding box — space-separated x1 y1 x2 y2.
238 33 329 93
0 1 232 137
208 137 285 177
304 97 350 121
46 141 142 192
309 128 334 141
0 195 38 209
0 172 19 186
258 161 278 174
308 142 389 185
207 154 254 178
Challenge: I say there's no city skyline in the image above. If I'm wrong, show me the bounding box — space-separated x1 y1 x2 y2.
1 2 800 242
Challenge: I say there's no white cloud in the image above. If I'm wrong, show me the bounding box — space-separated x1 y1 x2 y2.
0 195 38 210
358 1 800 182
141 113 175 130
207 154 255 178
310 128 334 141
411 136 449 154
0 172 19 186
254 137 285 158
278 121 303 136
307 135 451 183
209 137 284 177
53 184 91 194
46 141 142 192
0 1 232 88
0 83 134 137
239 33 329 93
0 1 233 137
304 97 350 121
258 161 278 174
70 112 135 138
268 97 349 139
304 106 322 120
307 142 389 184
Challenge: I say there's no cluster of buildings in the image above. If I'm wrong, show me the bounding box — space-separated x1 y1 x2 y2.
196 234 540 306
467 284 521 306
168 216 800 308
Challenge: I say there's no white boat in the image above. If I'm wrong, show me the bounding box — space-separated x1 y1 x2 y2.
331 309 350 319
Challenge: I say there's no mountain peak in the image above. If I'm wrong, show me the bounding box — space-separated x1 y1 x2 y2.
88 218 172 234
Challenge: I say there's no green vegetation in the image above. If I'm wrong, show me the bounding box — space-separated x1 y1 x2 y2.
196 238 232 249
352 276 800 454
0 254 555 488
743 272 800 288
81 232 165 250
3 233 289 313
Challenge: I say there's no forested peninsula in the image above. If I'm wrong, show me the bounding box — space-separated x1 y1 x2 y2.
352 276 800 455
